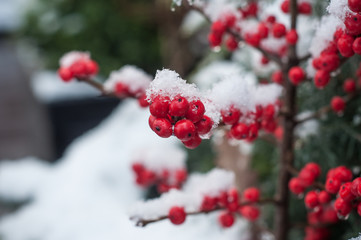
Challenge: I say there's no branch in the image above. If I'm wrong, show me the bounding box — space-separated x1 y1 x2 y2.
132 198 279 227
188 4 283 67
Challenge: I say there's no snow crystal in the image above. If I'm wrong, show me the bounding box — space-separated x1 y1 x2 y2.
327 0 350 21
146 69 202 102
253 84 283 106
203 0 240 22
129 168 235 220
59 51 90 68
103 65 152 95
308 15 344 58
349 235 361 240
295 111 319 139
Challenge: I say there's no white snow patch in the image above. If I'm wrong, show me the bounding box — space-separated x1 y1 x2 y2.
59 51 90 68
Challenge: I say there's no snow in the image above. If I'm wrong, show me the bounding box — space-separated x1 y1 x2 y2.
30 71 99 103
129 168 234 220
0 0 35 31
295 111 319 139
0 100 251 240
349 236 361 240
327 0 350 22
104 65 152 95
59 51 90 68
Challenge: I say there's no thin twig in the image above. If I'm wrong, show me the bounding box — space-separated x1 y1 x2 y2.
132 198 279 227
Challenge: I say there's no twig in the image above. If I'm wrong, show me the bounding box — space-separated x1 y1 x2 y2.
132 198 279 227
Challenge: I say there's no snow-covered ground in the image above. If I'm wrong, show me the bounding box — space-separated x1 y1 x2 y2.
0 100 251 240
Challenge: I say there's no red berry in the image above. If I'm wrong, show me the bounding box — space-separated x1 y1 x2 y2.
221 106 241 125
239 205 260 221
351 177 361 196
218 211 235 228
272 70 284 84
228 187 239 203
288 66 305 85
344 12 361 36
247 123 259 141
208 32 222 47
195 115 213 135
257 23 269 39
298 2 312 15
148 115 156 131
318 191 331 204
261 56 269 65
225 36 238 51
280 0 290 13
115 82 130 97
334 198 352 217
289 177 305 195
286 29 298 45
175 168 187 183
243 187 260 202
211 20 226 36
272 23 286 38
169 206 186 225
201 196 217 211
348 0 361 12
314 70 330 89
152 118 173 138
245 32 261 47
334 28 344 42
319 53 340 72
261 118 277 133
325 177 342 194
138 93 150 108
322 41 339 55
304 163 321 178
150 96 170 118
58 67 73 82
174 119 196 141
85 60 99 75
352 37 361 54
337 34 355 57
182 134 202 149
185 100 205 123
224 14 236 28
333 166 353 182
331 96 345 113
299 168 317 187
339 182 356 202
70 60 87 76
131 162 144 174
312 57 322 70
343 79 356 93
266 15 276 24
169 96 189 117
263 104 275 119
230 123 249 140
322 206 339 224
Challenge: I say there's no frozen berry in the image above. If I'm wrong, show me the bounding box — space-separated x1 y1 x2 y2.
314 70 330 89
221 106 241 125
243 187 260 202
319 53 340 72
351 177 361 196
175 168 187 183
348 0 361 13
182 134 202 149
58 67 73 82
272 70 284 84
305 191 319 209
343 79 356 93
344 12 361 36
280 0 289 13
201 196 217 211
353 37 361 54
288 66 305 85
169 206 186 225
152 118 173 138
339 182 356 202
169 96 189 117
289 177 305 195
211 20 226 36
208 33 222 47
337 34 355 57
230 123 249 140
226 36 238 51
70 60 87 76
85 60 99 75
333 166 353 182
325 177 341 194
334 198 352 217
150 96 170 118
138 93 150 108
298 2 312 14
115 82 130 97
257 23 269 39
272 23 286 38
331 96 345 113
174 119 196 141
218 211 235 228
286 29 298 45
186 100 205 123
318 191 331 204
195 115 213 135
240 206 260 221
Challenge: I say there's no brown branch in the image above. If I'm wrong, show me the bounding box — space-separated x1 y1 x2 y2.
132 198 279 227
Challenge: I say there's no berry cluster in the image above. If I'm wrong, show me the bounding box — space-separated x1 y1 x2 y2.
58 51 99 82
224 102 279 142
114 81 150 108
167 187 261 227
131 162 187 193
148 95 212 149
280 0 312 15
289 162 322 195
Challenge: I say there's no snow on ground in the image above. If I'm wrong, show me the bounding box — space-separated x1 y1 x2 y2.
0 100 250 240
